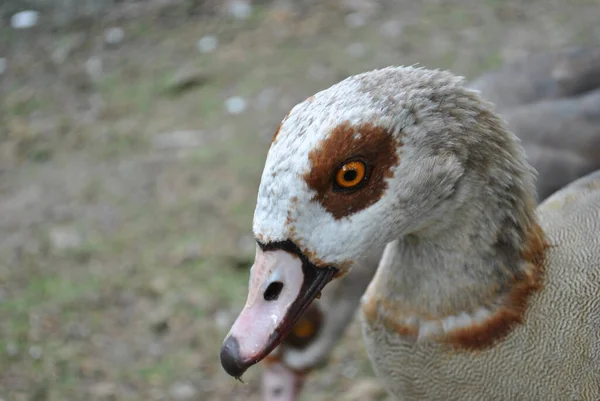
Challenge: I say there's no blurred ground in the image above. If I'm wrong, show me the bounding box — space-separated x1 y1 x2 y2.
1 0 599 400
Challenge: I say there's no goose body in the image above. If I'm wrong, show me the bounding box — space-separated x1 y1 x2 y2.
362 170 600 400
221 66 600 401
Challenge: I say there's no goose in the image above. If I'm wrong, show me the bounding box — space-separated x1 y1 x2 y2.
221 65 600 400
258 51 600 401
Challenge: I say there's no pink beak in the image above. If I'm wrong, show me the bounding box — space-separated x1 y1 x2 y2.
220 244 336 378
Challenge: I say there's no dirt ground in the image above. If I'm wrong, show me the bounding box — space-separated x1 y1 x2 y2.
1 0 599 400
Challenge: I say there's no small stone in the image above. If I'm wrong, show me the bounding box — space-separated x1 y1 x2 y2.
116 290 136 307
344 379 386 401
6 342 18 357
214 309 232 330
197 35 218 53
170 243 203 266
0 58 6 74
49 227 83 251
153 130 205 150
51 47 69 64
169 382 197 400
164 66 208 94
307 63 331 81
224 96 247 115
322 371 336 386
341 0 380 17
227 0 252 20
89 382 116 398
65 321 91 339
56 345 76 360
148 306 171 335
85 57 103 79
104 27 125 45
51 33 86 64
278 95 296 113
28 345 42 360
11 11 39 29
237 235 256 256
149 276 169 295
148 342 164 357
346 42 366 58
345 12 365 28
342 363 359 378
255 87 279 111
380 19 403 38
151 319 169 336
149 388 165 400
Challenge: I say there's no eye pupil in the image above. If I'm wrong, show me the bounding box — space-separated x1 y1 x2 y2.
335 160 367 190
343 170 357 182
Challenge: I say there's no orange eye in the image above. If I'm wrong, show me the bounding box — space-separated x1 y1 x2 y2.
335 161 366 189
285 305 322 349
291 317 316 339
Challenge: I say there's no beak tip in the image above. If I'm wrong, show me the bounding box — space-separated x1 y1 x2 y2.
220 335 249 378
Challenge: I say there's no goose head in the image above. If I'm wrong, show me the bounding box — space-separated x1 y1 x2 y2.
220 66 534 378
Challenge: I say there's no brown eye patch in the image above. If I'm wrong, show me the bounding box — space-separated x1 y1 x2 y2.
303 122 401 220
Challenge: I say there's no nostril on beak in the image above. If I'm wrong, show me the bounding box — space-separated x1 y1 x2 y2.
264 281 284 301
